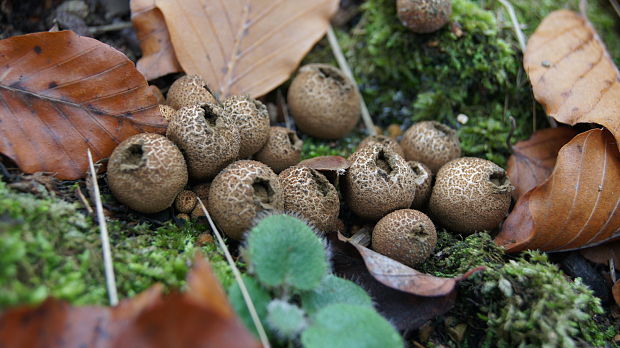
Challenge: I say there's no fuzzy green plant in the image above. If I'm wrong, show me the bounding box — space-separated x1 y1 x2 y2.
266 299 308 340
300 274 373 315
0 181 232 308
245 214 328 291
228 275 271 338
301 303 404 348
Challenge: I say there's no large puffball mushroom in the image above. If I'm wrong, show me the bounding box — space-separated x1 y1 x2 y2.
429 157 513 234
400 121 460 173
222 95 270 158
358 135 405 158
166 103 240 180
255 126 303 173
372 209 437 267
288 64 361 139
279 166 340 233
396 0 452 34
209 160 283 240
107 133 188 214
345 143 416 220
166 74 217 109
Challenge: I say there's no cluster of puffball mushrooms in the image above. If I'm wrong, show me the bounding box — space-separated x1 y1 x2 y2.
107 63 513 269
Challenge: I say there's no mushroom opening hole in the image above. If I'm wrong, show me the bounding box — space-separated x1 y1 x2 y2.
318 67 347 86
201 104 219 126
310 170 331 196
125 143 144 167
252 178 275 209
375 150 393 174
489 171 509 187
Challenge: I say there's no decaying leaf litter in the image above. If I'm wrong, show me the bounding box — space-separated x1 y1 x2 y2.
3 1 618 345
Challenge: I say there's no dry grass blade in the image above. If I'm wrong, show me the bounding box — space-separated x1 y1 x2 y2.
196 199 270 348
87 149 118 306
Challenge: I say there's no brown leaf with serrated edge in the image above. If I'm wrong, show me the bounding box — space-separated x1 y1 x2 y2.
130 0 181 80
507 127 577 199
524 10 620 148
155 0 339 98
0 256 260 348
0 31 166 180
495 128 620 253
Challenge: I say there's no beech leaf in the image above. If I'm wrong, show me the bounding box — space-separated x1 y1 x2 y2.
507 127 577 200
130 0 181 80
0 31 166 180
0 256 260 348
154 0 339 98
524 10 620 148
495 128 620 253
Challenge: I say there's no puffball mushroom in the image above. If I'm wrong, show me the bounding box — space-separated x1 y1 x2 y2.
400 121 461 173
396 0 452 33
107 133 188 214
255 126 303 173
166 74 217 109
222 95 270 158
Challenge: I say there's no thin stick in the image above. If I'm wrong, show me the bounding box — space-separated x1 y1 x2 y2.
88 22 132 35
87 149 118 306
326 25 376 136
497 0 526 52
76 185 94 215
611 0 620 19
196 199 270 348
277 90 292 130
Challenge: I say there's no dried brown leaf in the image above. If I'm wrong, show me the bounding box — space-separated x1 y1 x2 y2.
524 10 620 148
155 0 339 98
507 127 577 199
613 280 620 307
495 128 620 252
130 0 181 80
0 31 166 180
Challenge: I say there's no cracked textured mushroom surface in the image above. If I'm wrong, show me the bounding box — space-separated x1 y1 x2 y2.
396 0 451 33
209 160 283 240
288 64 361 139
279 166 340 233
409 161 433 209
345 143 416 220
358 135 405 158
174 190 198 214
107 133 188 214
166 103 240 180
166 74 217 109
159 104 176 122
372 209 437 267
222 95 270 158
255 126 303 173
400 121 461 173
429 157 513 234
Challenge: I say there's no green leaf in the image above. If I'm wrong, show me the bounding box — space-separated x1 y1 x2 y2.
300 275 373 315
227 275 271 338
266 299 307 339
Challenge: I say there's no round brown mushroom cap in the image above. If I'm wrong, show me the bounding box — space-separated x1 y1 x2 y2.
345 143 416 220
400 121 461 173
429 157 513 234
222 95 270 158
372 209 437 267
287 64 361 139
166 75 217 109
396 0 451 33
209 160 283 240
358 135 405 158
159 104 176 122
174 190 198 213
166 103 240 180
107 133 188 214
278 166 340 233
408 161 433 209
255 126 302 173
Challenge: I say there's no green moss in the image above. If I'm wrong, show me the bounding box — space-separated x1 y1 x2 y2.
301 131 364 159
0 181 232 308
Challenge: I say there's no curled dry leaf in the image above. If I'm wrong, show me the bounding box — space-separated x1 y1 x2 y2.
155 0 339 98
0 256 260 348
524 10 620 148
0 31 166 180
496 129 620 253
507 127 577 200
130 0 181 80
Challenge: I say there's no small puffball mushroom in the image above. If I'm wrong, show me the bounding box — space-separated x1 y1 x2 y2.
174 190 198 214
372 209 437 267
159 104 176 122
278 166 340 233
409 161 433 209
345 143 416 220
166 103 240 180
429 157 513 234
400 121 461 173
209 160 283 240
166 75 217 109
358 135 405 158
222 95 270 158
288 64 361 139
255 126 303 173
192 182 211 203
107 133 188 214
396 0 452 34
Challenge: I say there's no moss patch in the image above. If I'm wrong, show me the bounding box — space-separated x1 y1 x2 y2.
0 180 233 308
